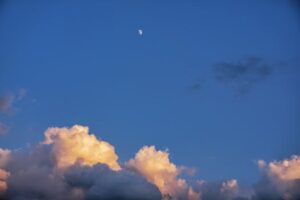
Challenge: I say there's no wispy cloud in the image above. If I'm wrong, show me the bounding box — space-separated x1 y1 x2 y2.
0 89 27 136
0 123 9 136
213 57 272 95
0 89 27 115
0 94 14 114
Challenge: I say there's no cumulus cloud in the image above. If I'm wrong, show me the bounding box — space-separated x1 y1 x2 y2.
259 155 300 181
0 149 10 196
0 124 299 200
65 164 161 200
126 146 200 200
3 145 160 200
4 146 71 200
0 126 161 200
43 125 121 171
0 169 9 195
213 57 272 95
194 179 252 200
220 179 238 194
254 156 300 199
0 149 10 168
195 155 300 200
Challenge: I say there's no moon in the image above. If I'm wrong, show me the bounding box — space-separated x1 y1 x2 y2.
138 29 143 36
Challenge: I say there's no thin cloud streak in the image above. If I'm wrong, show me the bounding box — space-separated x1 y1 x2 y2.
213 57 272 95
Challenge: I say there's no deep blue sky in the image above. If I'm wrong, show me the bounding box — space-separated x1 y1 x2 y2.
0 1 299 184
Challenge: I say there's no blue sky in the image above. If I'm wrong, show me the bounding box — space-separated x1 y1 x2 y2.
0 0 299 184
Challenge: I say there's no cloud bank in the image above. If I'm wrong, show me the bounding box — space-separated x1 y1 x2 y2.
0 125 199 200
0 124 299 200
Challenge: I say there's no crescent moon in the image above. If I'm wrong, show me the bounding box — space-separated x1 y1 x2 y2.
138 29 143 36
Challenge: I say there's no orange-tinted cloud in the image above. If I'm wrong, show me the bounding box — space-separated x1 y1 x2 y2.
0 169 9 193
43 125 121 171
0 148 10 195
1 124 300 200
0 148 10 168
257 155 300 199
221 179 238 193
126 145 200 200
258 155 300 182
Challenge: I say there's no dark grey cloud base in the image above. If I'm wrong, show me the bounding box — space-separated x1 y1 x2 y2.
1 145 161 200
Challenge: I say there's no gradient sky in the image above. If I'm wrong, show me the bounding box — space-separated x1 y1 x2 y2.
0 0 299 185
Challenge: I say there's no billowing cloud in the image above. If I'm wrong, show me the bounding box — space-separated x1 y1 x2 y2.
0 149 10 168
220 179 238 194
195 155 300 200
43 125 121 171
258 155 300 181
194 179 253 200
126 146 200 200
254 155 300 199
0 126 161 200
0 169 9 195
213 57 272 95
65 164 161 200
3 146 161 200
0 125 299 200
0 149 10 196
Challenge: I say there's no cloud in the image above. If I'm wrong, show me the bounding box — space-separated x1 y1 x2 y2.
194 179 252 200
0 169 9 195
0 123 9 136
213 57 272 95
3 146 160 200
43 125 121 171
220 179 238 194
0 126 161 200
0 149 10 196
254 156 300 199
194 155 300 200
0 124 299 200
259 155 300 181
4 146 71 200
126 146 200 200
0 89 27 136
0 149 10 168
0 94 14 114
2 130 165 200
0 89 27 114
65 164 161 200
